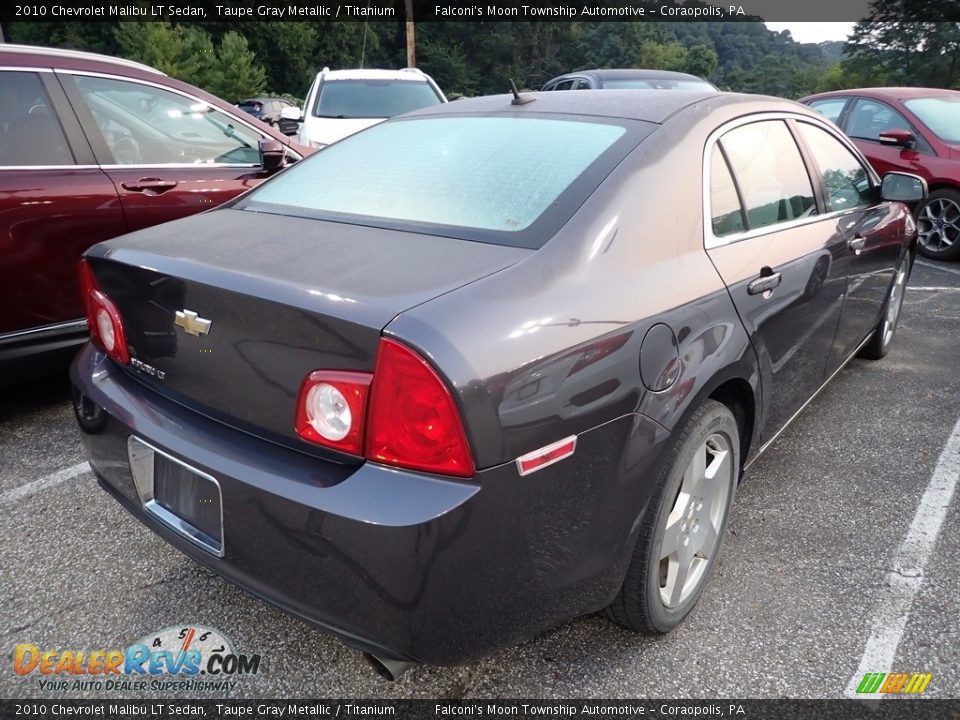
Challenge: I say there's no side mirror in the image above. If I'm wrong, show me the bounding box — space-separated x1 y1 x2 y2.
878 129 915 148
278 106 303 136
258 138 285 172
881 172 927 203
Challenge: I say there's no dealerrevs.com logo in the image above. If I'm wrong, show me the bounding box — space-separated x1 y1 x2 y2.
13 625 261 692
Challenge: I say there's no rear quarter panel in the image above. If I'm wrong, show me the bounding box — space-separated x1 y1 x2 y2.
387 99 770 473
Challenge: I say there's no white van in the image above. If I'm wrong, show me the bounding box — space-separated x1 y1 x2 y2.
284 67 446 150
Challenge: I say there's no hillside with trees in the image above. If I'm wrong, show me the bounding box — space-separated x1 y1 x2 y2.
7 4 959 103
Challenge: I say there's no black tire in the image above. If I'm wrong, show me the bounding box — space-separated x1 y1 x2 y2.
915 188 960 261
605 399 739 634
859 250 912 360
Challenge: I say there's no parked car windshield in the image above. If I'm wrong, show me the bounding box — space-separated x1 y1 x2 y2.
240 115 649 248
603 78 715 91
904 95 960 144
312 79 442 119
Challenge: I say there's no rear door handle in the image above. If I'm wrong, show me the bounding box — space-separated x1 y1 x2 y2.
747 271 782 296
121 178 178 194
848 236 866 255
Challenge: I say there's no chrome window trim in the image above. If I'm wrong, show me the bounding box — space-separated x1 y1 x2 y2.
0 165 98 170
702 111 881 250
0 65 55 73
99 163 260 170
1 44 164 75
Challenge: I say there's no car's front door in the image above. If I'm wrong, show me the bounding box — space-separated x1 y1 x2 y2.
705 118 849 441
0 70 126 338
58 72 275 233
793 120 904 365
843 97 932 178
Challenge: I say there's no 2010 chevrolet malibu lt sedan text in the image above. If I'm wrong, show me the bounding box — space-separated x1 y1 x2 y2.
71 90 925 679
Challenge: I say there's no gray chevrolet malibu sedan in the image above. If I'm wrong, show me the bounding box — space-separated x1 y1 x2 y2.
71 90 924 679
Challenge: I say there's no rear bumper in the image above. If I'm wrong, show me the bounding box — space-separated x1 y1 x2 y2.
71 344 669 665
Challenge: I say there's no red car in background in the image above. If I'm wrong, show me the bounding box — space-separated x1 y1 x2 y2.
802 87 960 261
0 44 308 375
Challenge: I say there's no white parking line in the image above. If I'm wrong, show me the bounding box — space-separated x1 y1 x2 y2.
915 259 960 278
846 416 960 697
0 461 91 508
906 286 960 292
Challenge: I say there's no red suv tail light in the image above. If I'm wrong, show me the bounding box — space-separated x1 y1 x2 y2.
365 338 475 478
78 259 130 365
295 338 475 478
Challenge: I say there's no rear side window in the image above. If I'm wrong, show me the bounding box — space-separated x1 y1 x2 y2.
312 79 442 119
808 98 848 124
719 121 816 232
796 122 874 213
709 148 746 237
0 71 74 166
243 115 645 248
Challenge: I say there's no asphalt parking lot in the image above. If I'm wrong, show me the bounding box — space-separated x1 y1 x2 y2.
2 258 958 700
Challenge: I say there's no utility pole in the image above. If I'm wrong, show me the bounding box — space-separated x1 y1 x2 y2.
405 0 415 67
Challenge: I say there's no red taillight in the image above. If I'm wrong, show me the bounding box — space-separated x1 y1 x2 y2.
365 339 475 477
296 340 475 477
295 371 371 455
78 258 129 365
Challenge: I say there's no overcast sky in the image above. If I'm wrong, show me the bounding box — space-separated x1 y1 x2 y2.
765 22 857 43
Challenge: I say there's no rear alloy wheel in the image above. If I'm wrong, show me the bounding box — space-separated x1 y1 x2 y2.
859 251 911 360
606 400 738 634
915 189 960 261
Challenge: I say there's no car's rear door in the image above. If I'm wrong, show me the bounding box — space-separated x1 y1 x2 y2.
705 117 849 441
0 69 125 338
792 119 904 364
57 71 277 232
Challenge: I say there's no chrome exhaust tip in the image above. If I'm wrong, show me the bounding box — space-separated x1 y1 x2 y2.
363 652 416 681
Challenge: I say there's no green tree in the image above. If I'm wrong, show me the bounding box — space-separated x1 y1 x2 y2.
685 44 719 79
247 23 318 98
204 32 267 101
636 40 688 71
114 23 215 87
843 10 960 88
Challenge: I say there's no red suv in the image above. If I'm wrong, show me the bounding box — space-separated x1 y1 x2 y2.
802 87 960 261
0 44 308 374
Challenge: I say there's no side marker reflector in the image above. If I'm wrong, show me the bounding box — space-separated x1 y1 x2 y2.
516 436 577 476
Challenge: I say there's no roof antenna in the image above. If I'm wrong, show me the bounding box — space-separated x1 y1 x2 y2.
510 79 535 105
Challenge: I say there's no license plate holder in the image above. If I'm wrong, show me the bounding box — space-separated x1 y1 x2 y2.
128 436 224 557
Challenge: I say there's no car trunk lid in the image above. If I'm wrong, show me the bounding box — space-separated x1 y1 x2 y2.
87 208 529 455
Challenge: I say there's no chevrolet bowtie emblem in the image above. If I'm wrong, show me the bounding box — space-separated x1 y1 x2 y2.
174 309 212 337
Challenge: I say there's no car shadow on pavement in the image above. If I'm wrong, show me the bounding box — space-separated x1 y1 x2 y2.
0 365 73 425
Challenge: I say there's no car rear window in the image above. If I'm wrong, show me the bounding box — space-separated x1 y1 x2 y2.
603 79 715 91
904 96 960 144
313 79 443 119
240 115 650 248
